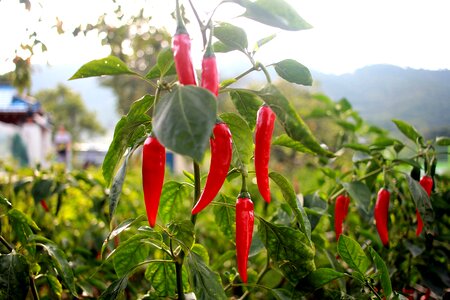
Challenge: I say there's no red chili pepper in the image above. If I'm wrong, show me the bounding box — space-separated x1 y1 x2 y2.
334 194 350 241
374 188 390 247
201 42 219 96
40 199 49 212
142 135 166 227
236 195 254 283
172 0 196 86
254 105 276 203
416 175 433 236
192 122 232 214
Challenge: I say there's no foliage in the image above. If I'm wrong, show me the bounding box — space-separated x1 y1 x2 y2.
1 1 449 300
34 84 105 141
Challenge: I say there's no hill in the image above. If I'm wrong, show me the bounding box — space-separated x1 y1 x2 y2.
313 65 450 138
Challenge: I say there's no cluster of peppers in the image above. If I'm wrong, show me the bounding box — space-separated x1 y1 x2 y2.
141 3 276 283
335 174 434 247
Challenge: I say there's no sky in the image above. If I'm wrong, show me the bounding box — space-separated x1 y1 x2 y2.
1 0 450 75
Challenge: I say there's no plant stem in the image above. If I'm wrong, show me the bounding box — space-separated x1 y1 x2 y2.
175 161 201 299
366 280 383 300
191 161 201 225
220 66 257 89
187 0 207 47
256 62 272 84
175 260 185 300
30 276 40 300
0 235 13 252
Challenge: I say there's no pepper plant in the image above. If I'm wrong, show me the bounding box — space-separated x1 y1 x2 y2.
2 0 449 299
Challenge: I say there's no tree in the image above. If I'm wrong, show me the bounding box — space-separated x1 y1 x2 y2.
34 84 105 142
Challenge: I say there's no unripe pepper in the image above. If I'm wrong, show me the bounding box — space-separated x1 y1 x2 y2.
142 135 166 227
416 175 433 236
374 188 390 247
192 122 232 214
334 194 350 241
172 0 196 85
254 105 276 203
236 194 254 283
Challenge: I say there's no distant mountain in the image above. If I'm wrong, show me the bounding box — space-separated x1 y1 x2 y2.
30 64 449 141
312 65 450 138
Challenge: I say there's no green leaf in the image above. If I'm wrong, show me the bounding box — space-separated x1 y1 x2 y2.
8 208 39 255
343 143 370 154
257 84 334 157
158 181 191 224
153 85 217 162
99 276 128 300
8 208 40 231
70 56 138 79
102 216 146 257
273 59 312 86
145 262 177 297
405 174 435 234
303 193 328 231
30 235 77 297
167 220 195 252
186 251 227 300
31 179 53 203
253 33 277 52
1 253 28 298
146 47 177 80
111 232 159 277
269 172 311 242
229 89 263 129
213 22 248 52
342 181 371 215
368 247 392 298
231 0 312 31
337 235 370 274
302 268 345 290
109 154 129 221
191 244 210 264
337 98 353 111
272 134 315 154
436 136 450 146
220 112 253 169
270 288 293 300
0 253 30 300
47 274 63 299
213 194 236 240
392 119 423 145
102 95 154 185
213 41 235 53
259 219 315 283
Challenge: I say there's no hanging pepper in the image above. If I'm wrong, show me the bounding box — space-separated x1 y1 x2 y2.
192 122 232 214
172 0 196 86
334 194 350 241
416 175 433 236
236 194 254 283
40 199 49 212
201 32 219 96
254 105 276 203
374 188 390 247
142 135 166 227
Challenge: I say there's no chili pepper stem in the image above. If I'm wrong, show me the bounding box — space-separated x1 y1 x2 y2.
0 235 13 252
191 161 201 224
175 261 185 300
